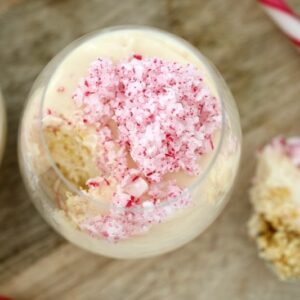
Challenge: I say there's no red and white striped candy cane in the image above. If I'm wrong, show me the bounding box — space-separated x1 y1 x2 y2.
258 0 300 50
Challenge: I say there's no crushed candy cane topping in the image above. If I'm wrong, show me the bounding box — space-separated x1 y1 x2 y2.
73 56 221 182
50 55 222 242
81 181 191 242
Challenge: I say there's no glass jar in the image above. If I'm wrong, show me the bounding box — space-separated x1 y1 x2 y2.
0 90 6 164
18 26 241 258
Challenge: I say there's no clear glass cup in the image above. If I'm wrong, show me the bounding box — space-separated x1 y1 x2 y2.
0 90 6 164
18 26 242 258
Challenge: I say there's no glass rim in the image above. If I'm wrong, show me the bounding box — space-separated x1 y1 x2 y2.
38 25 227 211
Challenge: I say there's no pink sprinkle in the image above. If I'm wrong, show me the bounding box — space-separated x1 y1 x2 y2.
133 54 143 60
132 175 139 182
57 86 65 93
86 176 111 189
87 177 102 189
125 196 135 208
88 181 100 188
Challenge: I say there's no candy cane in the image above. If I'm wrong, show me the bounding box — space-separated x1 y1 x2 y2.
258 0 300 50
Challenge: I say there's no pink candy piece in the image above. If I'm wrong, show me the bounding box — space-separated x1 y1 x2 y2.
87 176 111 189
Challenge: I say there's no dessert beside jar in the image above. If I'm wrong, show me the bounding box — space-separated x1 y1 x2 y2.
249 136 300 280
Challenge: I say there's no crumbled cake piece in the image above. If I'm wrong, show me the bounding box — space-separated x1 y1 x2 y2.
43 113 100 187
248 136 300 280
249 214 300 280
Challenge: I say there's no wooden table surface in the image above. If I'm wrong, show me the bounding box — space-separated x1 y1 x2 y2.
1 0 300 299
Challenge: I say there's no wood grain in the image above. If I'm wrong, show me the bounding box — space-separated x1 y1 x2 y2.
0 0 300 299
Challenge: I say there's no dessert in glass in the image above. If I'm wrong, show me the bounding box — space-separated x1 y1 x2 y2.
18 26 241 258
0 90 5 163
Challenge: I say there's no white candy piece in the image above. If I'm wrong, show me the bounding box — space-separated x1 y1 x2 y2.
124 177 148 198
